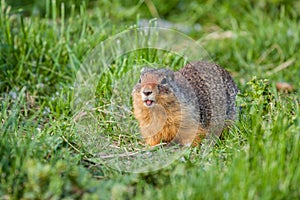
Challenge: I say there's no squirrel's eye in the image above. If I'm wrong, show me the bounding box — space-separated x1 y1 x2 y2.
161 77 167 84
138 78 141 83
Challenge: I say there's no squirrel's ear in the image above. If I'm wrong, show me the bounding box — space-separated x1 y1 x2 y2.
166 69 175 81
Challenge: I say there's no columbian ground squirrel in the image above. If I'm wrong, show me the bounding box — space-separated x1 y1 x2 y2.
132 61 238 146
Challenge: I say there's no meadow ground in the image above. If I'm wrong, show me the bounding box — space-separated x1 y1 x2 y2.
0 0 300 199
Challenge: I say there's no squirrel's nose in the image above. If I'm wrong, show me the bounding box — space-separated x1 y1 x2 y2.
143 90 152 96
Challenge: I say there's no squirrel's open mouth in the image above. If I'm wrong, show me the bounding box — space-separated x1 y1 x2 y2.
144 99 155 107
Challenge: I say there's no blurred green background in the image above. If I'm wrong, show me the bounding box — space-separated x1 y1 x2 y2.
1 0 299 199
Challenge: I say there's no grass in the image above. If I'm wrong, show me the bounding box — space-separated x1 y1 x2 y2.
1 0 300 199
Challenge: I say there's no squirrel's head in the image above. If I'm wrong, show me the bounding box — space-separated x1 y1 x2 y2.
133 67 175 108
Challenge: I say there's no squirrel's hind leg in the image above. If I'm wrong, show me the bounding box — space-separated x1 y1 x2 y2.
191 128 207 147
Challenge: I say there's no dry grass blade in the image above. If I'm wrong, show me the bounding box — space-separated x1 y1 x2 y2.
266 58 295 76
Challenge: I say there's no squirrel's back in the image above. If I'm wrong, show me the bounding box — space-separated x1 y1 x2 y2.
179 61 238 128
132 61 238 146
